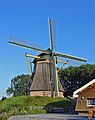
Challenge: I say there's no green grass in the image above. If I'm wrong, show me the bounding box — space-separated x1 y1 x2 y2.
0 96 74 120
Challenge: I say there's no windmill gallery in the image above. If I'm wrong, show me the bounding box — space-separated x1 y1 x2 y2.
9 18 86 97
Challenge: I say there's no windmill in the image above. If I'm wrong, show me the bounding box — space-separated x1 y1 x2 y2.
9 18 86 97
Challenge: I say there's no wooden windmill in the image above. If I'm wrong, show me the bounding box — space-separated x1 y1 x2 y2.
9 18 86 97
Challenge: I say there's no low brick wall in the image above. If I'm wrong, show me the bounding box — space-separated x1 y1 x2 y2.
30 91 63 97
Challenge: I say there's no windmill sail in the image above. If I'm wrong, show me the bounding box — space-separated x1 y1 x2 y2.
48 18 59 96
55 52 87 62
48 18 56 51
9 36 49 54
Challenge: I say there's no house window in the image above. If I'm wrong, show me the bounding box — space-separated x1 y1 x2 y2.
87 98 95 106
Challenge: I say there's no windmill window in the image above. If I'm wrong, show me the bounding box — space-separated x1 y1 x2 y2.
87 98 95 106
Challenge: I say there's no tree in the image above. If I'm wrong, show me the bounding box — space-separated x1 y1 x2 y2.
59 64 95 97
1 96 7 101
6 74 31 96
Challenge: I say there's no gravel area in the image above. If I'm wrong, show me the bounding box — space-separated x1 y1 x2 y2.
8 114 95 120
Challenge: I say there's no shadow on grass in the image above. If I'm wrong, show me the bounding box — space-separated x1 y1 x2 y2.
44 100 75 113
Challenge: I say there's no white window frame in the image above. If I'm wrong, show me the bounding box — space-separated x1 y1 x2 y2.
87 98 95 106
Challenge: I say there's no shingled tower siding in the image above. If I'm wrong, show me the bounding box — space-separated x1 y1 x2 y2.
29 61 64 97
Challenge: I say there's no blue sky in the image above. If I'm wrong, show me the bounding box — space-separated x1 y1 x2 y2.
0 0 95 98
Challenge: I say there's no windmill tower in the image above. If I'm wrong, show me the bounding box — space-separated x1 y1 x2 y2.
25 52 64 97
9 18 86 97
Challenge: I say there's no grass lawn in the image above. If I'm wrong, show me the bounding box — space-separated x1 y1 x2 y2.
0 96 75 120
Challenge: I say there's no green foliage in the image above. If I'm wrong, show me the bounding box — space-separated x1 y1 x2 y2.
0 96 74 120
59 64 95 97
6 74 31 96
1 96 7 101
